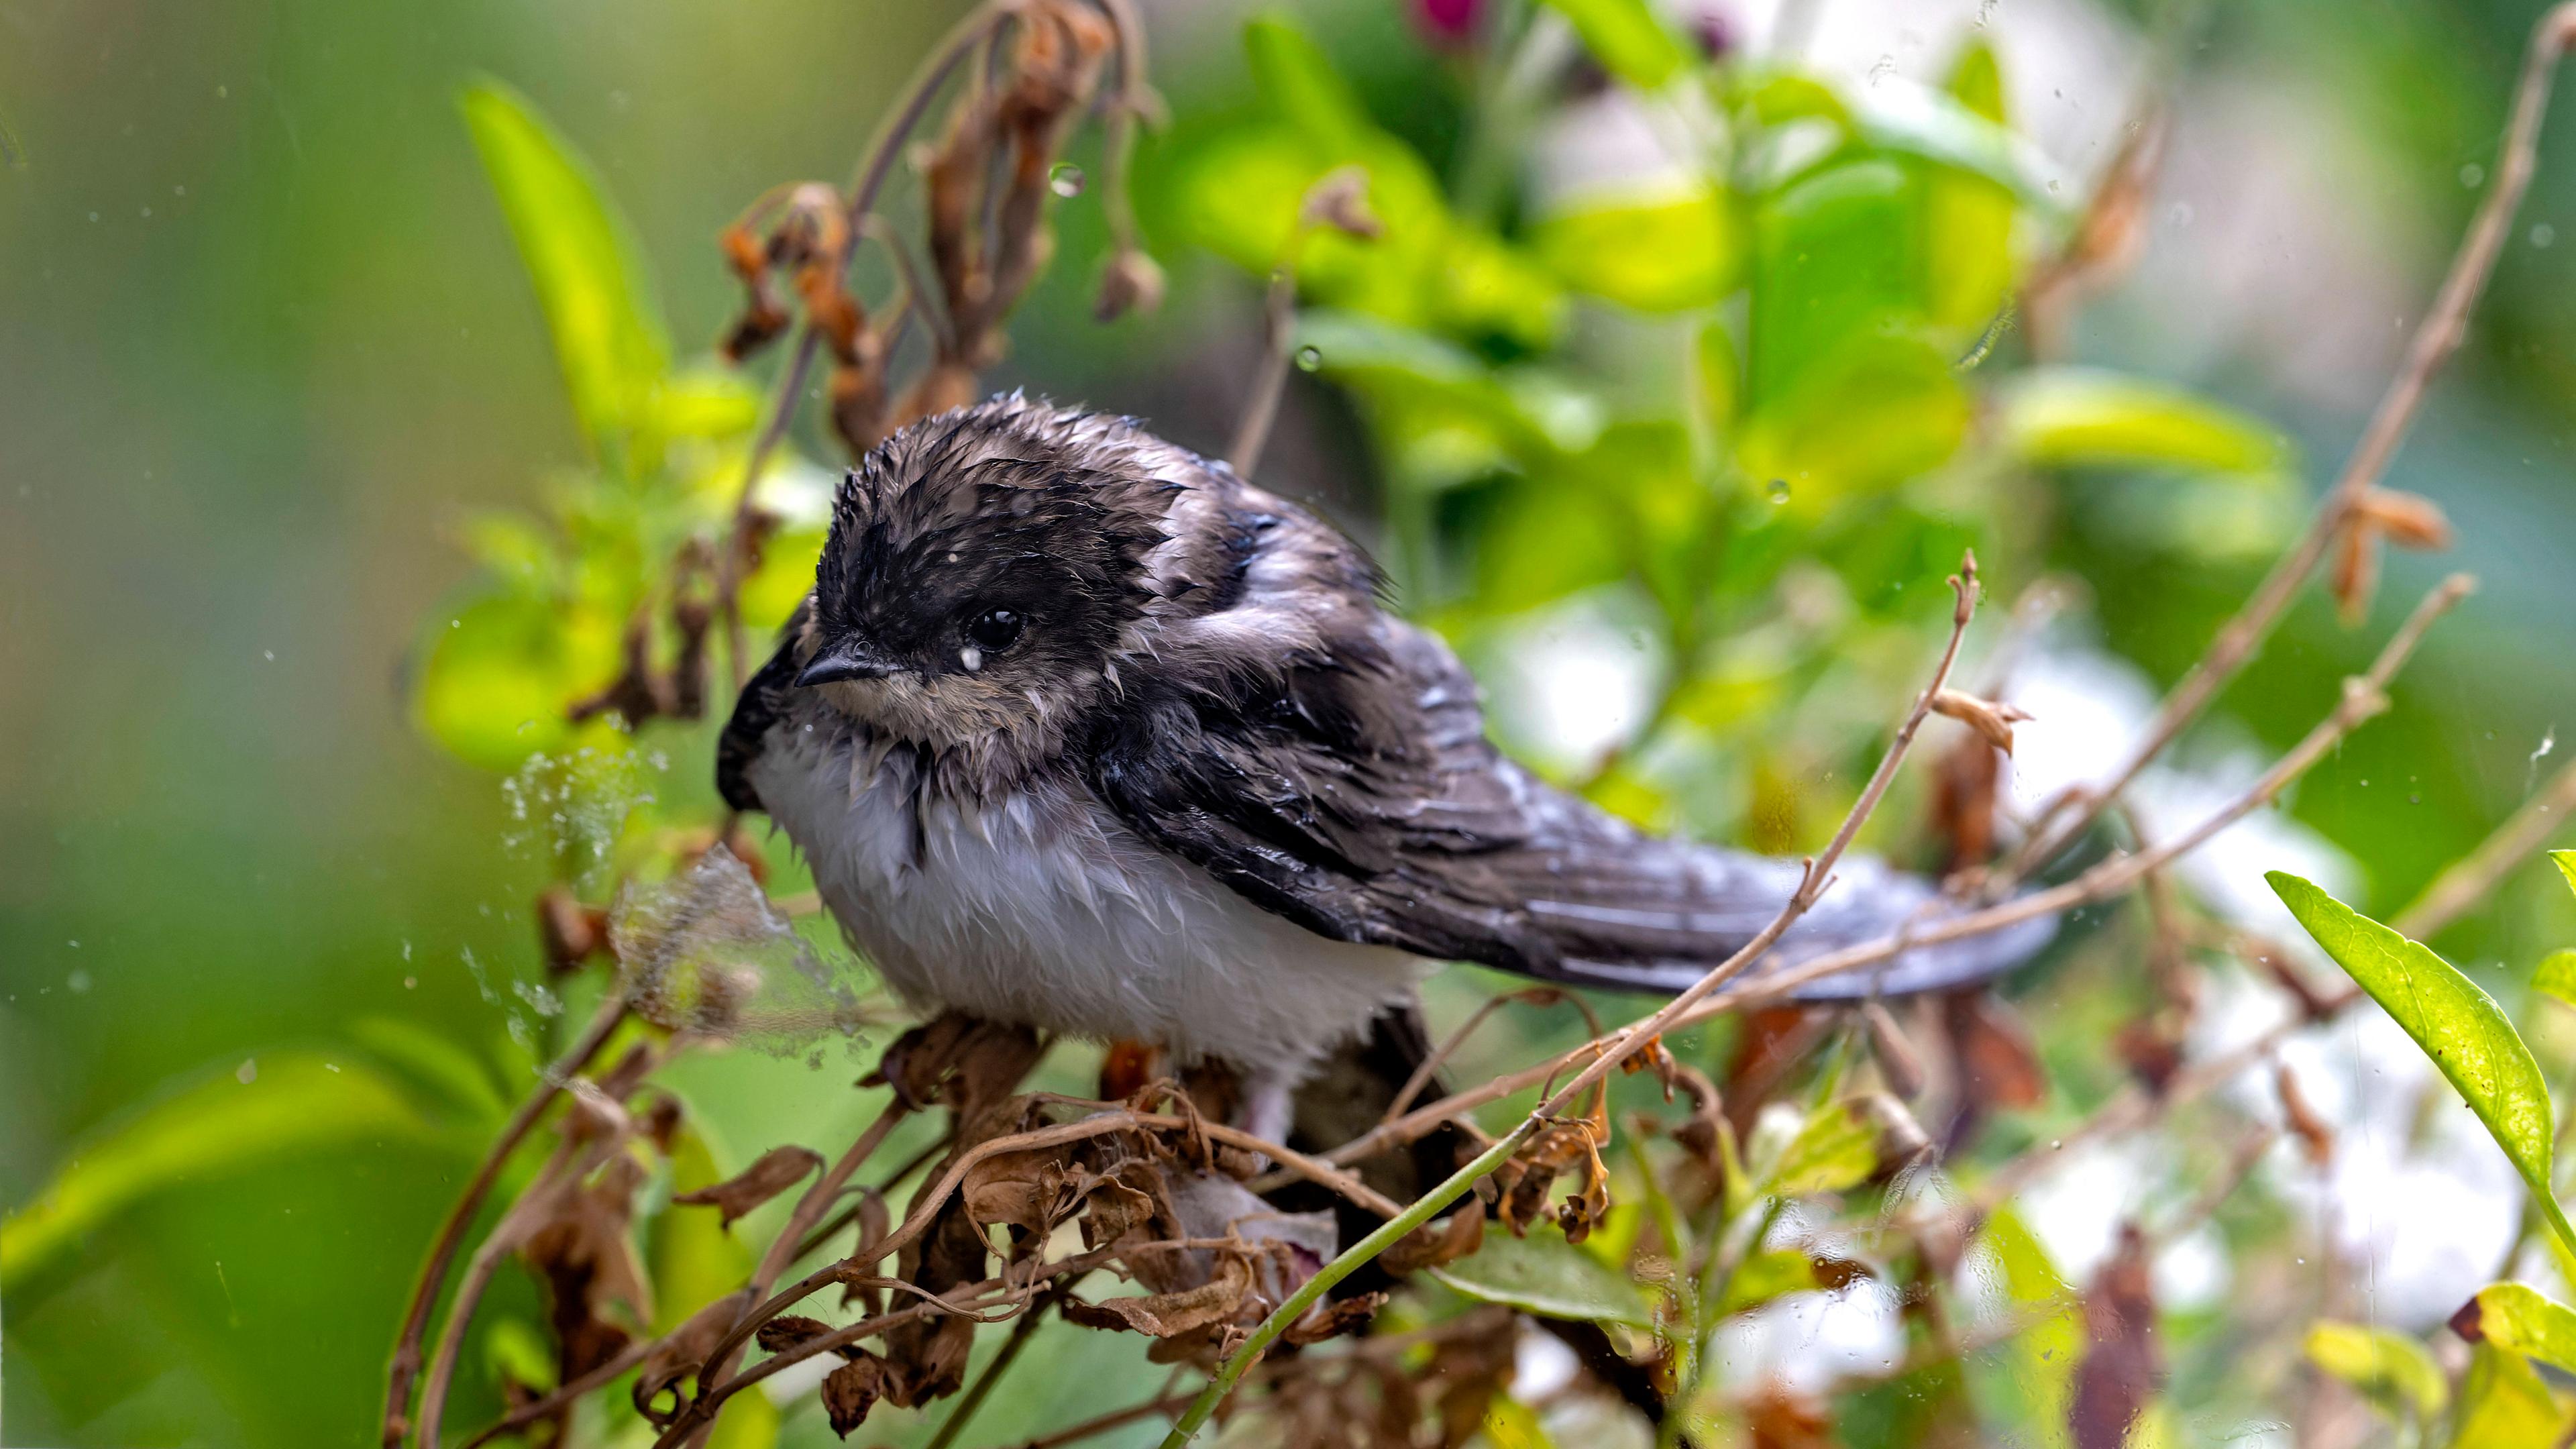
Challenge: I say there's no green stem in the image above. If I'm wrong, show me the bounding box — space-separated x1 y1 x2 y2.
1155 1125 1536 1449
2538 1193 2576 1267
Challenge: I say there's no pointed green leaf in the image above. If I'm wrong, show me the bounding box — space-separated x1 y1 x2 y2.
2536 951 2576 1012
2 1054 442 1289
1762 1099 1879 1197
2000 369 2288 474
2267 871 2576 1256
1430 1222 1658 1327
2304 1321 2449 1419
1532 184 1738 312
2554 849 2576 900
1924 42 2016 331
460 80 670 465
1537 0 1690 90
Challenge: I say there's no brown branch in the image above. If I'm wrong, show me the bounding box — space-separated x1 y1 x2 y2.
382 991 629 1449
2002 4 2576 883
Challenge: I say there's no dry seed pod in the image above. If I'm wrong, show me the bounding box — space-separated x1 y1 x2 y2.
1093 246 1166 321
1930 688 2033 755
2355 486 2455 549
1299 164 1383 239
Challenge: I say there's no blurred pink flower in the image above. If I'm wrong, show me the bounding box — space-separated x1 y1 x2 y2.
1412 0 1483 47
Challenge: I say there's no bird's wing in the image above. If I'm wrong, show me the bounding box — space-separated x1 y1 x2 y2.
1086 613 2053 999
716 600 810 814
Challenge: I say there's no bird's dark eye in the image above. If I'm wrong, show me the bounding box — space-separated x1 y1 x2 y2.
965 607 1024 651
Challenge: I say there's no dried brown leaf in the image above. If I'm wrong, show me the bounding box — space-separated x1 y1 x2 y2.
1381 1204 1486 1275
525 1151 654 1381
1064 1253 1256 1338
2275 1063 2336 1166
2070 1223 2161 1449
672 1144 824 1230
1946 989 2047 1113
822 1353 894 1438
1285 1291 1386 1346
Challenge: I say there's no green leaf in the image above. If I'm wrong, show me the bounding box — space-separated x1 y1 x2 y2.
412 585 625 771
350 1016 511 1126
2451 1342 2569 1448
1961 1208 2081 1442
2555 849 2576 900
2304 1321 2449 1419
1999 369 2288 474
1532 184 1738 312
1847 83 2065 219
1760 1099 1879 1197
1923 43 2016 331
1537 0 1690 90
1716 1248 1821 1315
1739 331 1968 507
2268 871 2576 1256
1749 159 1927 408
2536 951 2576 1012
460 80 670 467
1244 16 1376 154
2462 1282 2576 1377
2 1054 443 1289
1431 1222 1658 1327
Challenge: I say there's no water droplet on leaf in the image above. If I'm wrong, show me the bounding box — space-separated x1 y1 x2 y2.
1048 162 1086 198
1767 479 1790 502
1294 345 1323 372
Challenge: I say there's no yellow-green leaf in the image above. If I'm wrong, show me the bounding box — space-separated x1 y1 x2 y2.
1924 42 2015 331
2461 1282 2576 1377
413 586 625 771
2 1054 442 1289
2268 871 2576 1255
1762 1099 1879 1197
1999 368 2287 474
2304 1321 2448 1419
2554 849 2576 901
1538 0 1690 90
1532 184 1737 311
2536 951 2576 1012
2451 1342 2571 1448
1431 1222 1658 1327
1717 1248 1821 1315
461 80 670 466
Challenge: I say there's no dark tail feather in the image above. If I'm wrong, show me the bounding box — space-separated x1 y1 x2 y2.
1512 851 2059 1002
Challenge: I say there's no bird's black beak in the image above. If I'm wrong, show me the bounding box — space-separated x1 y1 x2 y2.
796 637 904 686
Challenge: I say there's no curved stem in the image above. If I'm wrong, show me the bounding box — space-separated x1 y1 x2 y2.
381 991 628 1448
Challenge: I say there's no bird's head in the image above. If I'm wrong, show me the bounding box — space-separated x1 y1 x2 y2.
792 395 1197 767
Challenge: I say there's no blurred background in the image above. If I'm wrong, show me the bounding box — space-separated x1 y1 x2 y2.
11 0 2576 1444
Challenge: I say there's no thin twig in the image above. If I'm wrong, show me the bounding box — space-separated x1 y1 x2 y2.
926 1289 1059 1449
2002 3 2576 883
2394 753 2576 937
381 991 629 1449
1381 987 1602 1129
1155 553 1987 1447
457 1336 655 1449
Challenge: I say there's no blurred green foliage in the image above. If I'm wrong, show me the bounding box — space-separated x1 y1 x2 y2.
13 1 2576 1446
